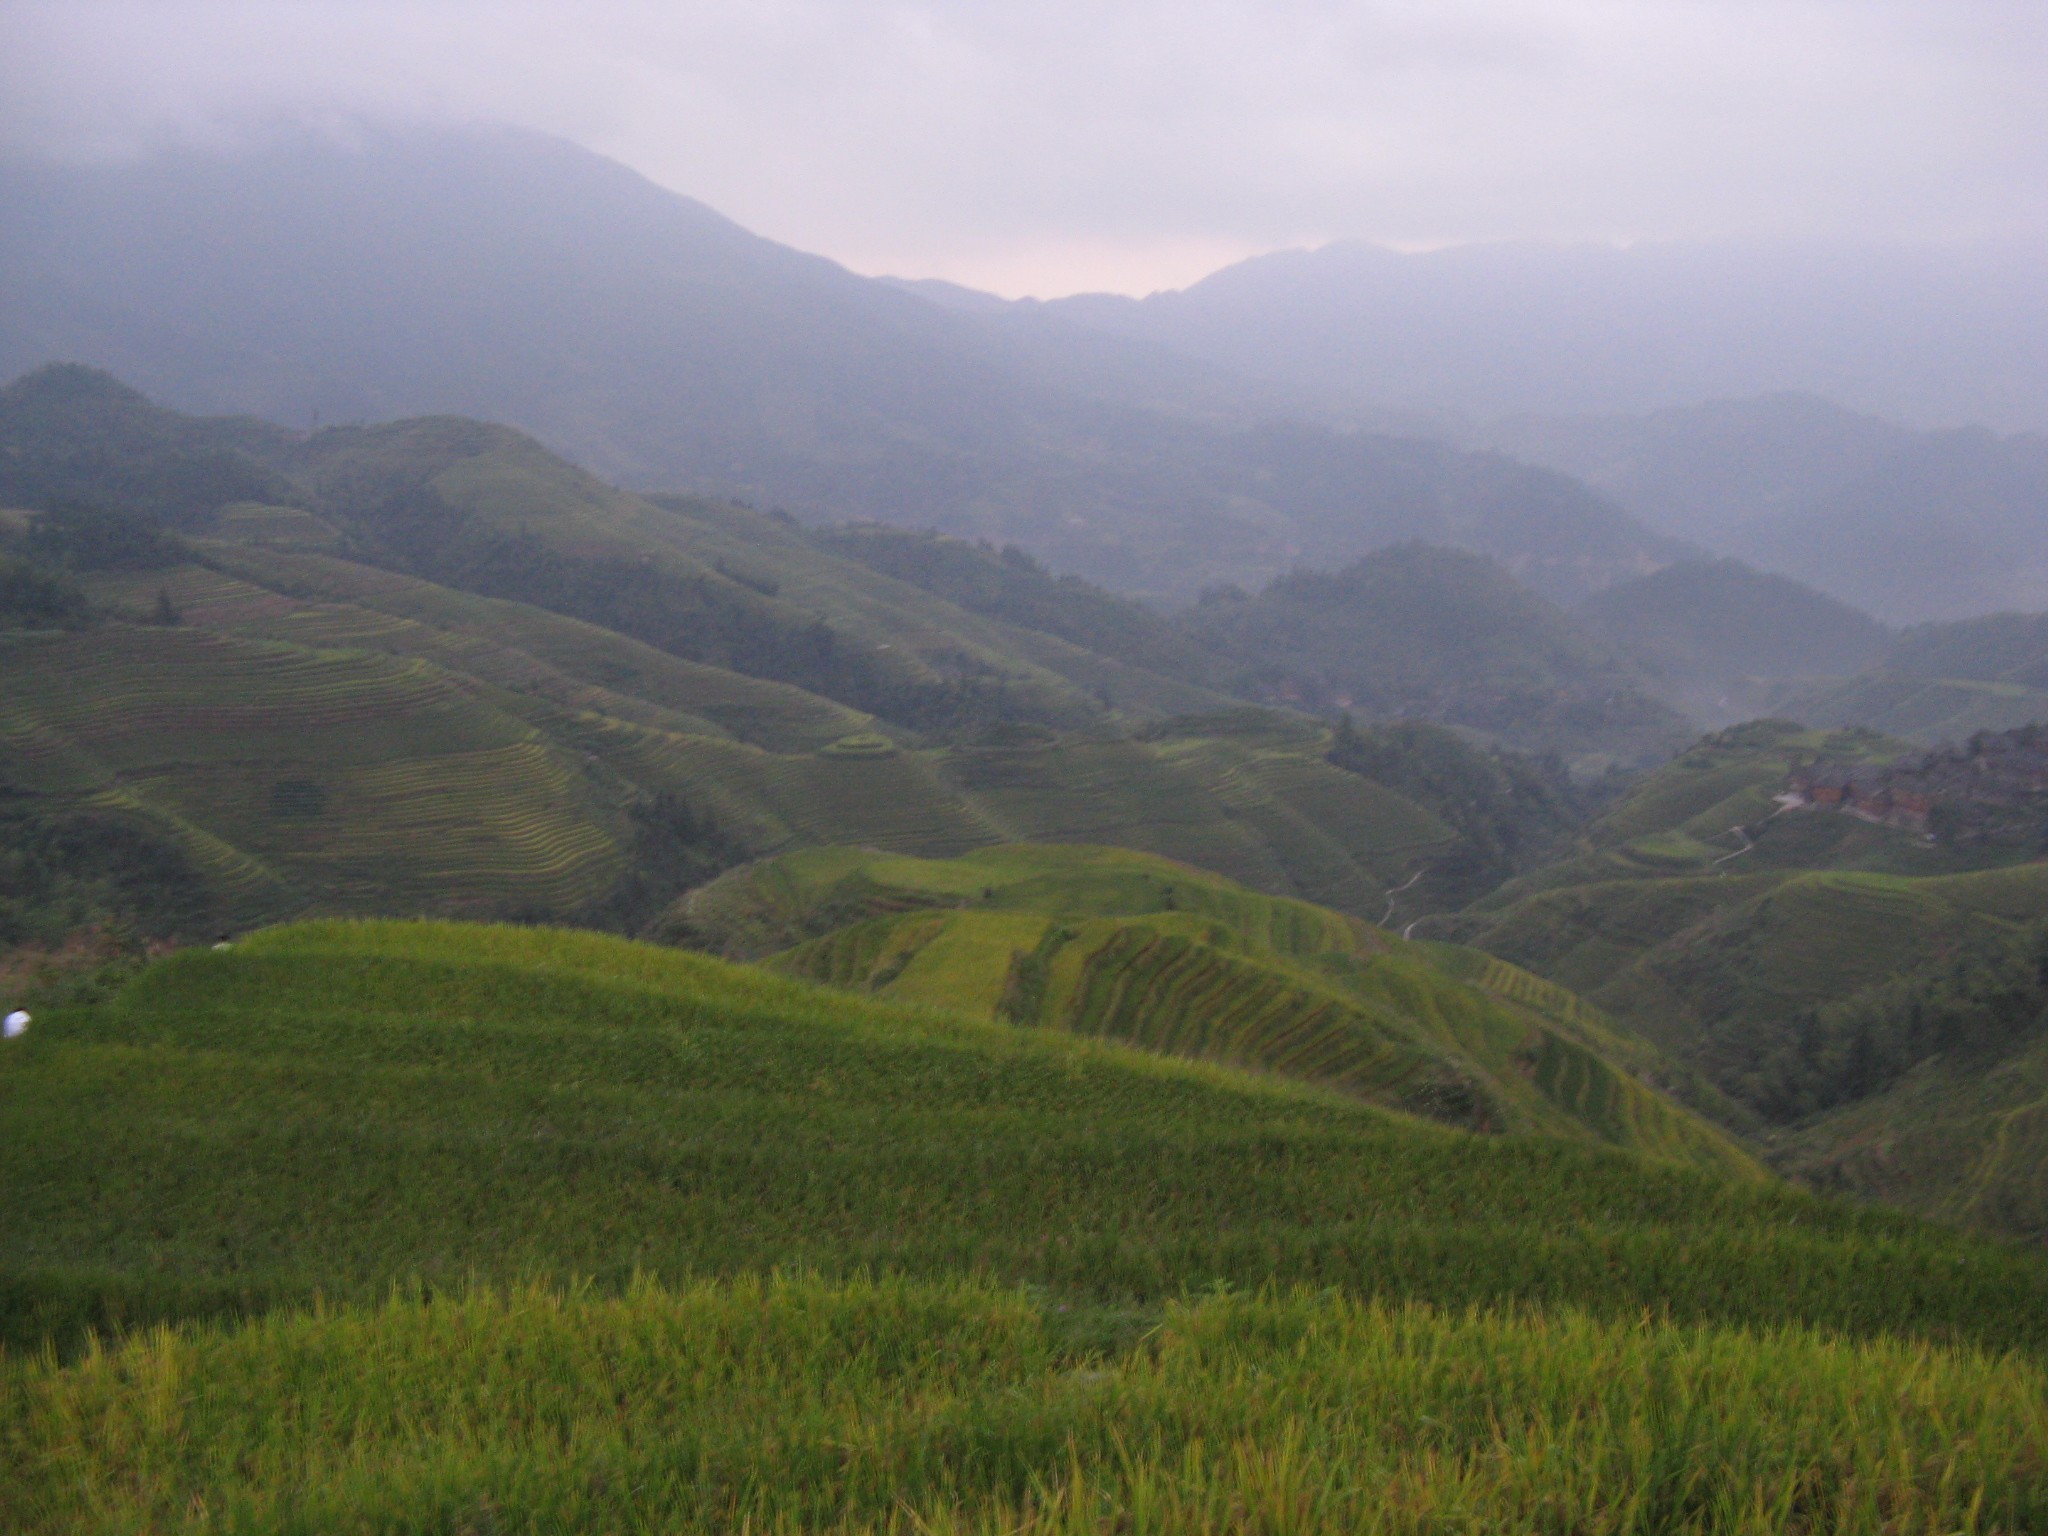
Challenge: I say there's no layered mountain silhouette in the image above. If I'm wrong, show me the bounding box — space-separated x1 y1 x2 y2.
0 123 1680 604
1486 397 2048 624
1048 239 2048 433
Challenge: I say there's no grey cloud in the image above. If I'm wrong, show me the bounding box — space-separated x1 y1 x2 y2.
2 0 2042 295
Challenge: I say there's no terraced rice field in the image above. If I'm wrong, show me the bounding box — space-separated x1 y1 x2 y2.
0 627 626 916
719 845 1760 1170
199 544 870 753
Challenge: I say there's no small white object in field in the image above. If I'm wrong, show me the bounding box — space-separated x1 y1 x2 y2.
3 1011 28 1039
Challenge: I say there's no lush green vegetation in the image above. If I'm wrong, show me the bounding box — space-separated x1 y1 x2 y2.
1325 716 1590 909
9 919 2041 1360
676 844 1753 1169
807 523 1234 694
1453 719 2048 1240
5 918 2047 1530
2 366 1550 940
0 601 1468 933
10 1274 2047 1535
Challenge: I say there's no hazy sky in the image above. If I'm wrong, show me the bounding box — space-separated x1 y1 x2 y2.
4 0 2043 297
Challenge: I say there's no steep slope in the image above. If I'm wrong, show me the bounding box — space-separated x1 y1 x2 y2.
0 129 1681 602
672 843 1757 1173
1452 720 2048 1239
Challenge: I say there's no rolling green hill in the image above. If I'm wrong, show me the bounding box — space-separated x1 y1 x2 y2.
3 368 1558 942
1 565 1465 937
673 843 1756 1172
1178 545 1691 768
1451 720 2048 1240
5 917 2047 1531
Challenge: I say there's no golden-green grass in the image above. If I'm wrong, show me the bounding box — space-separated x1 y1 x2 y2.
6 1275 2046 1535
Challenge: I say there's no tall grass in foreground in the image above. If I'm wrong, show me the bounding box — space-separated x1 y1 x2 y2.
5 1275 2043 1535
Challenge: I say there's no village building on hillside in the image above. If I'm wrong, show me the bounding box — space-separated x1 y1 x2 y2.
1785 725 2048 841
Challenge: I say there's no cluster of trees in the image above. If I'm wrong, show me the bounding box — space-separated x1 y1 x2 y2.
1326 716 1590 906
0 795 216 952
1720 926 2048 1122
0 503 191 631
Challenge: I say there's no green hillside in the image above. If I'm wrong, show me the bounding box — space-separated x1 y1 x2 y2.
1452 720 2048 1239
676 844 1756 1172
0 579 1463 938
1775 609 2048 743
6 918 2047 1531
1 372 1546 940
1179 544 1691 768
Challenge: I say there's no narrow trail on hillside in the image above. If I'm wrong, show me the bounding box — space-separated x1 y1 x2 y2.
1383 868 1425 927
1401 912 1454 942
1711 826 1755 872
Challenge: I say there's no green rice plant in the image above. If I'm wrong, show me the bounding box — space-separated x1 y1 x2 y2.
4 1275 2044 1534
5 919 2045 1357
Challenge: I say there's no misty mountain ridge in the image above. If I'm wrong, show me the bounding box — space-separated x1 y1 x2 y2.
0 122 1687 605
1576 558 1891 726
1046 237 2048 434
1486 397 2048 624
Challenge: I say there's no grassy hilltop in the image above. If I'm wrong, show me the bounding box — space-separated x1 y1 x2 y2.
5 917 2048 1531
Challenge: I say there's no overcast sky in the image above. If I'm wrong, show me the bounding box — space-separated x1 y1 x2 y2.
4 0 2043 297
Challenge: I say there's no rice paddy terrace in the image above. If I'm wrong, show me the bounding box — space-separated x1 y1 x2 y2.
0 624 624 919
11 527 1462 930
5 918 2048 1532
677 844 1756 1170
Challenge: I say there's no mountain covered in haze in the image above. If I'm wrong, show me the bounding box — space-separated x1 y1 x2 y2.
1577 559 1890 725
1049 239 2048 434
0 124 1688 606
1485 397 2048 624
